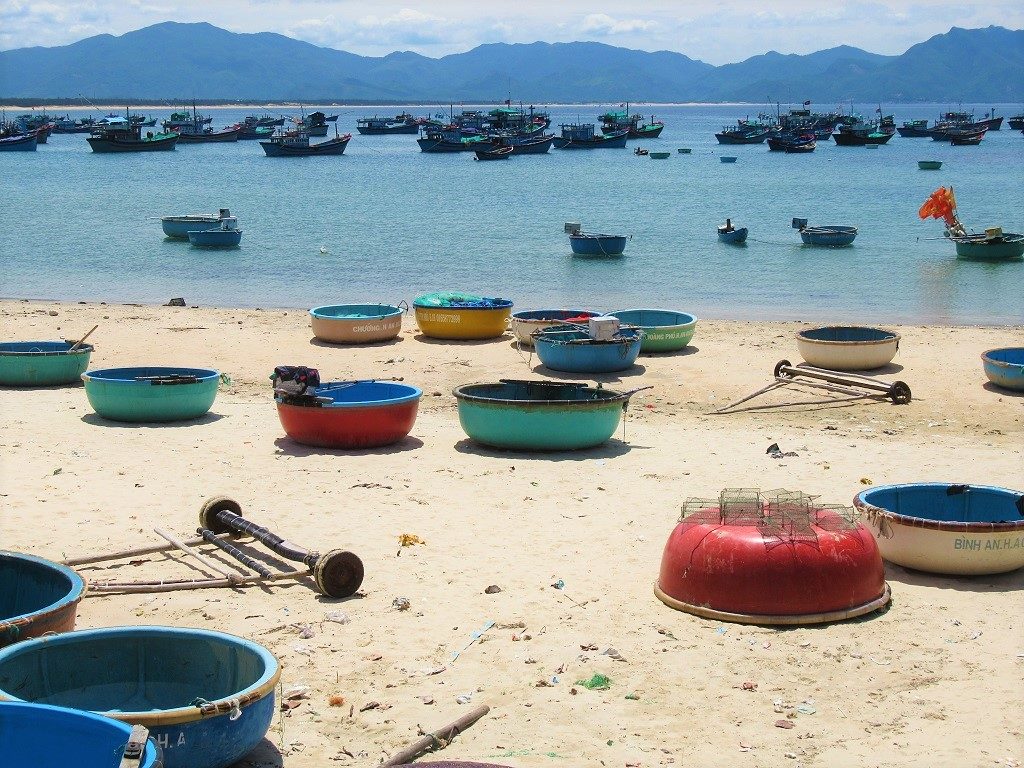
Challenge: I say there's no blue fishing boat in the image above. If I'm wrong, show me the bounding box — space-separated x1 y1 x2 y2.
1 552 84 648
599 106 665 138
298 110 330 136
0 340 93 386
0 701 163 768
533 325 644 373
720 155 738 163
552 123 628 149
0 132 37 151
87 111 178 153
715 120 772 144
717 219 748 244
82 366 221 422
793 218 858 247
161 209 233 239
0 626 279 768
187 215 242 247
417 125 490 152
981 347 1024 391
356 113 421 135
474 146 513 161
260 128 351 156
489 132 554 154
565 222 629 256
606 309 697 352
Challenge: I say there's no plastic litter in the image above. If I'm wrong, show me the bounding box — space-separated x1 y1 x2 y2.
576 673 611 690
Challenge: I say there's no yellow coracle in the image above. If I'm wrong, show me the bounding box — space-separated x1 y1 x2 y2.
413 293 512 340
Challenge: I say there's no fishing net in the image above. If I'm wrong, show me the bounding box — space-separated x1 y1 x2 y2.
413 292 511 309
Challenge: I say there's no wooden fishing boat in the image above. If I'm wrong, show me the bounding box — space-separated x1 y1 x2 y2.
0 626 280 768
161 209 232 239
657 488 890 625
276 380 421 448
634 147 649 156
310 304 405 344
717 220 748 244
453 380 646 451
416 126 490 152
715 125 771 144
0 701 162 768
553 123 628 149
81 366 220 422
1008 115 1024 130
796 326 900 370
175 125 241 143
949 130 985 146
87 124 178 152
533 325 643 373
0 341 93 386
855 483 1024 575
677 147 692 154
606 309 696 353
832 126 893 146
792 218 857 247
511 309 598 346
187 215 241 247
356 113 421 135
565 222 628 256
599 108 665 138
951 231 1024 260
918 160 942 170
720 155 738 163
413 293 512 340
489 132 554 154
649 151 671 159
981 347 1024 391
260 128 351 156
897 118 931 137
474 146 513 161
0 133 37 151
0 552 84 648
784 138 815 153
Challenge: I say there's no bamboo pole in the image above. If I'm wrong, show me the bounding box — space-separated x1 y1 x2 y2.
380 705 490 766
153 527 246 582
64 533 241 566
68 325 98 352
83 568 308 596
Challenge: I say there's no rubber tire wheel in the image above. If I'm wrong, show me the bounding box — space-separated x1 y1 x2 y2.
199 496 243 534
774 359 793 378
314 550 364 598
890 381 912 404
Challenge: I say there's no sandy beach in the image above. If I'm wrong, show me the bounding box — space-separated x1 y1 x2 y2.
1 298 1021 768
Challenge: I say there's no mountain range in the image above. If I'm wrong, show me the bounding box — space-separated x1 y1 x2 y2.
1 22 1022 103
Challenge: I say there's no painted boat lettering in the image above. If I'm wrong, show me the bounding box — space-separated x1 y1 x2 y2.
352 323 385 333
953 536 1022 551
420 312 462 324
154 731 187 748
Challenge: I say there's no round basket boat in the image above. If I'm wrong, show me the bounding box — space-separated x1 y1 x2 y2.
510 309 598 346
0 626 280 768
413 293 513 340
453 380 641 450
0 341 93 387
981 347 1024 391
1 552 84 648
606 309 697 353
796 326 899 370
533 326 643 373
656 490 890 625
310 304 404 345
854 483 1024 575
277 380 422 448
82 367 220 422
0 701 162 768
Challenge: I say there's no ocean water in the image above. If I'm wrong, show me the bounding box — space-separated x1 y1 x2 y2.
2 103 1022 325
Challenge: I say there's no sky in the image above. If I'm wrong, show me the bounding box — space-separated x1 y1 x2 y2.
0 1 1021 64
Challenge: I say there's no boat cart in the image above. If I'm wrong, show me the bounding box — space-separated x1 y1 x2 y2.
713 359 911 414
64 497 364 598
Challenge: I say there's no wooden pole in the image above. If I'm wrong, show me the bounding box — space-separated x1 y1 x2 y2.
64 532 240 567
153 527 246 582
83 568 308 596
380 704 490 766
68 325 98 352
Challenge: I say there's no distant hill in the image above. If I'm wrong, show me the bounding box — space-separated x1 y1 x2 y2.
0 22 1021 103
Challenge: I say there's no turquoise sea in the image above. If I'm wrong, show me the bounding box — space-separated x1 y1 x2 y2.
2 103 1022 324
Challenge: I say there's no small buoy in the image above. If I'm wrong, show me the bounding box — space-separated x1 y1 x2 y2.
319 246 328 254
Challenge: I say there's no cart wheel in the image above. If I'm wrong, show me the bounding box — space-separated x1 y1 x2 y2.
774 359 793 378
199 496 242 534
889 381 912 405
314 550 364 598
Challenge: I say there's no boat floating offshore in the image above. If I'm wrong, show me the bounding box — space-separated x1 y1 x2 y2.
0 340 93 386
796 326 900 370
717 218 748 244
855 483 1024 575
510 309 599 346
792 218 858 247
187 213 242 248
260 126 351 156
161 208 233 239
981 347 1024 391
605 309 697 353
918 186 1024 260
474 145 513 161
0 132 38 151
918 160 943 170
649 151 671 159
0 626 280 768
553 123 628 149
0 551 84 648
81 366 221 422
310 303 405 344
656 488 891 625
453 380 649 451
564 222 629 256
413 292 513 340
532 319 643 373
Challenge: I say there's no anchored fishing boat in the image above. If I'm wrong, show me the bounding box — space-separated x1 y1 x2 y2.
0 552 84 648
161 209 234 239
356 113 421 135
599 106 665 138
606 309 697 353
657 488 890 625
511 309 599 346
533 321 643 373
0 340 93 386
918 160 942 170
792 218 858 247
453 380 648 451
0 132 37 151
310 304 405 344
488 132 554 154
413 292 513 340
796 326 900 370
87 119 178 153
715 121 771 144
552 123 628 149
82 366 220 422
717 219 748 244
649 151 671 159
981 347 1024 391
918 186 1024 260
565 222 629 256
855 483 1024 575
187 214 242 247
0 626 280 768
260 127 351 156
474 145 513 161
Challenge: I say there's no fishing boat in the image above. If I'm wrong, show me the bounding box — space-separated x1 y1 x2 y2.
678 147 692 154
489 132 554 154
0 626 280 768
81 366 221 422
599 107 665 138
0 701 162 768
453 380 647 451
413 292 513 340
0 552 84 648
949 230 1024 260
310 304 405 344
784 136 815 153
356 113 421 135
918 160 942 170
510 309 599 346
720 155 738 163
717 219 748 244
634 147 649 156
715 121 771 144
897 118 931 137
796 326 900 370
276 380 422 449
854 483 1024 575
552 123 628 149
982 347 1024 391
237 124 274 140
1008 115 1024 130
533 323 643 373
649 151 671 159
605 309 697 352
565 222 629 256
417 125 490 152
948 129 985 146
87 119 178 153
657 488 890 625
0 340 93 386
474 145 513 161
833 125 893 145
299 111 330 136
176 124 241 143
187 215 242 247
260 127 351 156
792 218 858 247
161 209 234 239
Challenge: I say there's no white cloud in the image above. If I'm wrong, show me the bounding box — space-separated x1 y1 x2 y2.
580 13 657 35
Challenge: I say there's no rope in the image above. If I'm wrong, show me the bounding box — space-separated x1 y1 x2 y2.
746 236 800 246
